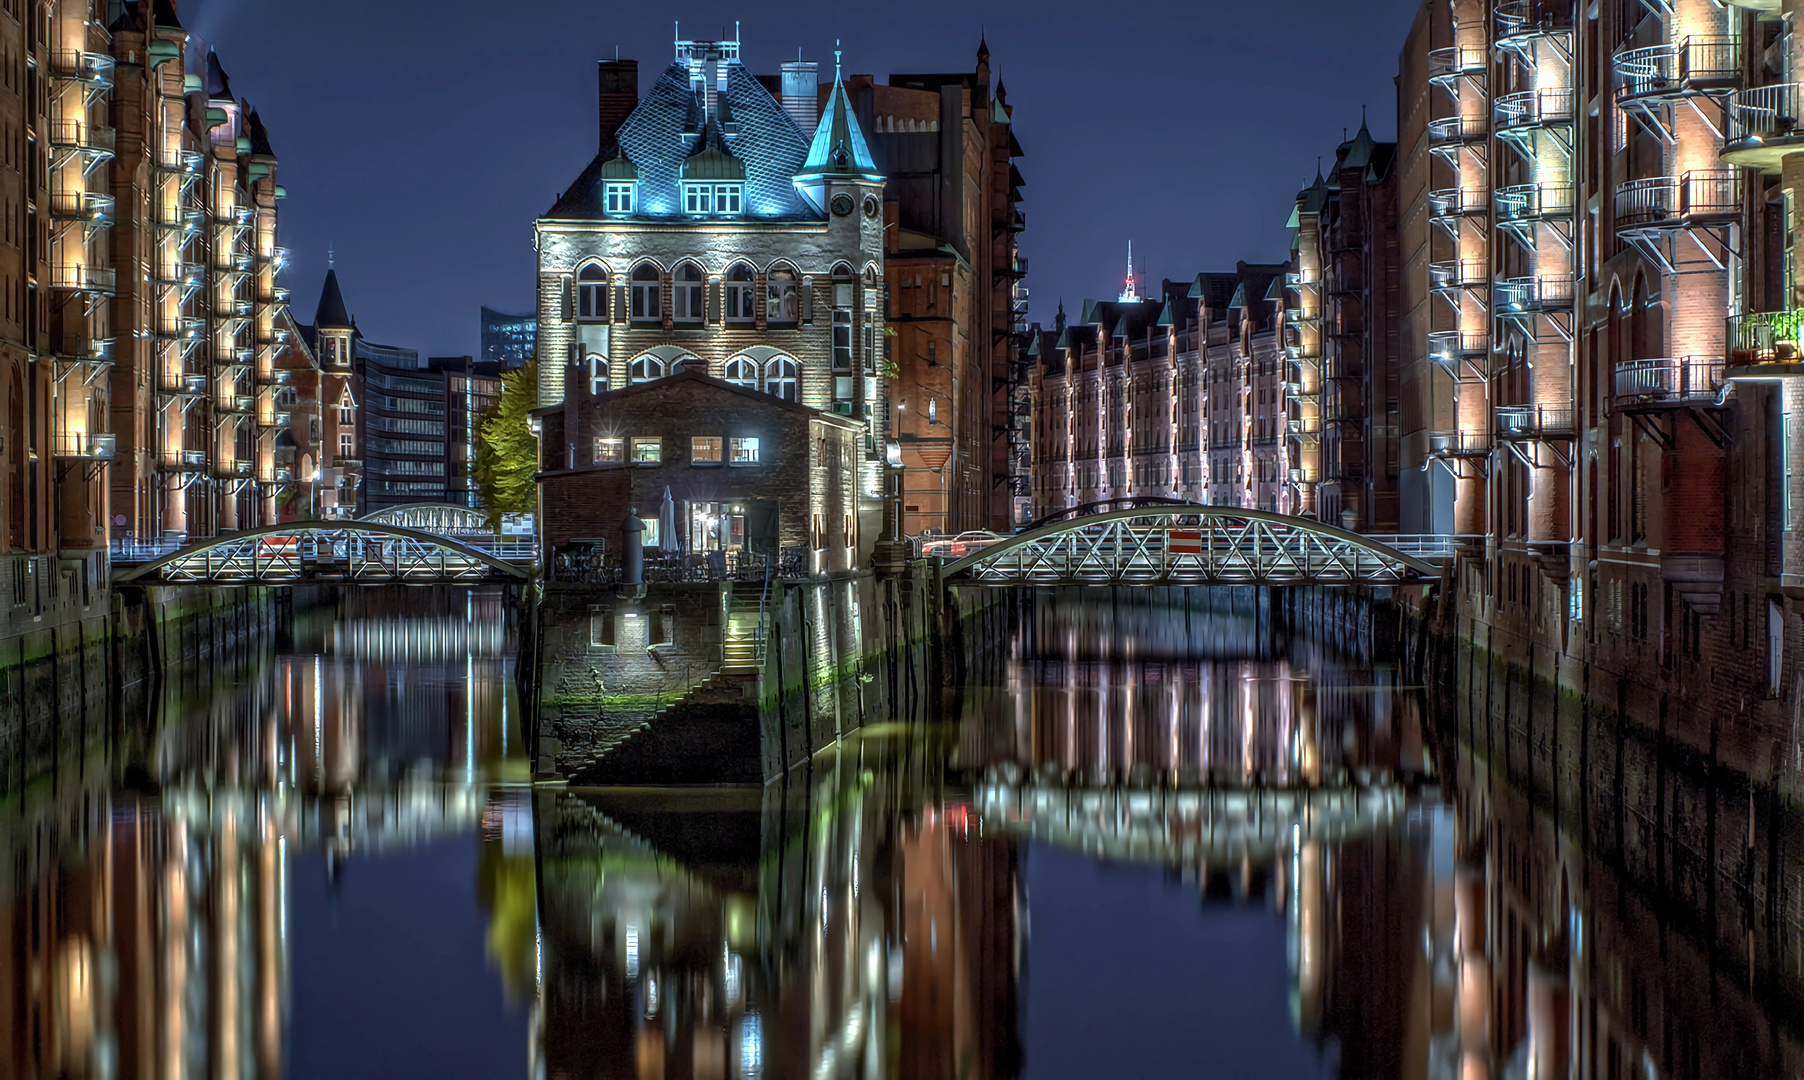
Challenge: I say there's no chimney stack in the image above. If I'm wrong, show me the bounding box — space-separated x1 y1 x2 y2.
597 59 639 148
781 60 819 135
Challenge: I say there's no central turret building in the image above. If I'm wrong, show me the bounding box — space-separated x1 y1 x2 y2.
535 35 888 496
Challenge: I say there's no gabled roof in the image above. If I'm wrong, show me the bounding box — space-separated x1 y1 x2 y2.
682 133 747 181
313 270 352 331
798 70 881 183
545 59 814 221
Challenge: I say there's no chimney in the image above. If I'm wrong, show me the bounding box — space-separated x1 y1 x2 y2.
781 60 818 134
597 59 638 148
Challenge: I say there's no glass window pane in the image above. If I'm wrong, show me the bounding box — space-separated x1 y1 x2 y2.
692 435 722 463
630 437 661 463
729 437 759 464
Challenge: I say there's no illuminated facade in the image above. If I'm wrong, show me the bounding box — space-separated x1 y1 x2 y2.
534 35 889 510
1029 261 1288 516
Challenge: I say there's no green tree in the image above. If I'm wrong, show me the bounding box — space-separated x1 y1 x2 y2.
474 359 540 529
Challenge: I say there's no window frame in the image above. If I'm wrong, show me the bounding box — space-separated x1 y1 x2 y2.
728 436 760 465
723 356 759 390
765 268 798 326
630 436 662 465
691 435 723 465
628 355 666 384
681 183 713 215
629 264 662 323
724 264 756 324
593 436 624 464
577 264 608 321
603 182 635 215
672 262 704 325
714 183 743 215
763 355 798 402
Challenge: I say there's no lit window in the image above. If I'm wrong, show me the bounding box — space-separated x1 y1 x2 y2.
630 263 661 322
763 355 798 401
594 437 623 463
682 183 713 215
714 183 742 215
725 263 755 324
724 356 759 389
577 263 608 320
631 436 662 464
604 182 635 214
673 262 703 324
766 268 797 324
692 435 722 464
729 436 760 464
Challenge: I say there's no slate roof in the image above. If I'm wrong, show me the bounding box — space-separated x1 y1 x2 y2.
546 61 817 221
798 76 880 182
313 270 352 331
206 49 232 102
246 109 274 157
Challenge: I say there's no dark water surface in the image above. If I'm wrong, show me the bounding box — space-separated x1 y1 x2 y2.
3 589 1796 1078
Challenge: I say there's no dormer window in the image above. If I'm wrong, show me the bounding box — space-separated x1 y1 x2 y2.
680 182 743 217
604 182 635 214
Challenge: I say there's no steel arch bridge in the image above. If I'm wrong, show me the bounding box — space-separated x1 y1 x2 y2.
111 521 533 586
940 505 1441 586
358 502 493 534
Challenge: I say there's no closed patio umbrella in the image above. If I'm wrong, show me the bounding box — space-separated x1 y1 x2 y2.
658 486 679 553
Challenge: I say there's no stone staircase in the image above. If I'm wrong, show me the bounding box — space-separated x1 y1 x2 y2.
722 585 765 674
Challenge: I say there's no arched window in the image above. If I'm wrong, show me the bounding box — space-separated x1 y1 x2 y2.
724 356 760 389
577 263 608 321
766 266 798 325
588 355 610 395
764 354 799 402
673 262 704 324
630 263 661 322
629 354 666 384
725 263 755 325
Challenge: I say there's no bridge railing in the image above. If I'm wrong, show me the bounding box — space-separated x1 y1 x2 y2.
112 531 537 568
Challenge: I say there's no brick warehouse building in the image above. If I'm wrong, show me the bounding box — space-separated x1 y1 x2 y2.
534 34 889 527
534 365 861 576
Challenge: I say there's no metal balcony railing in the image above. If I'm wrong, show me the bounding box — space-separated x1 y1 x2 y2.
1614 170 1741 228
1724 83 1804 167
1427 115 1489 147
50 265 114 294
161 449 208 471
1495 182 1575 223
1428 331 1490 359
1429 431 1491 457
1288 416 1322 436
1286 269 1321 287
46 118 114 156
1612 356 1724 404
1287 467 1321 485
1613 38 1740 103
1495 275 1575 312
1727 310 1804 368
54 431 115 460
49 50 115 86
48 191 113 223
1429 187 1488 217
1495 88 1574 131
1497 0 1573 39
157 371 207 396
1427 46 1487 82
1430 260 1488 290
1495 404 1576 439
155 149 205 175
216 394 255 414
212 460 255 479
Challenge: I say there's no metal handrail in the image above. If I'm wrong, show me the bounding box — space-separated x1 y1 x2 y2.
1726 83 1804 152
1429 431 1491 456
1495 404 1576 438
1613 170 1741 226
1612 356 1725 401
1495 275 1575 312
1495 88 1574 129
1427 115 1489 145
46 118 114 154
50 265 115 293
1429 187 1488 216
54 431 114 460
1727 310 1804 367
1431 260 1489 290
1428 331 1490 358
1613 37 1740 101
1495 181 1575 222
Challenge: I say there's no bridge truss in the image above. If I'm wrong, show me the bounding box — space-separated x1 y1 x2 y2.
940 505 1442 587
112 522 532 586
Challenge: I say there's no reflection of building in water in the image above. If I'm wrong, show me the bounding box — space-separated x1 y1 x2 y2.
0 591 526 1079
532 737 1022 1079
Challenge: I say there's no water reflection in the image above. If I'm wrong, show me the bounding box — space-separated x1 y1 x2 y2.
3 589 1799 1078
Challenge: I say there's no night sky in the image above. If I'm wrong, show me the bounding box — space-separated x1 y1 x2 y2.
176 0 1423 361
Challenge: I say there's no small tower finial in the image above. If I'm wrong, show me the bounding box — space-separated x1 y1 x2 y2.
834 40 842 82
327 242 334 270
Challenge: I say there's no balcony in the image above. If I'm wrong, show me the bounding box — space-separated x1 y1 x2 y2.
46 118 115 160
1427 46 1487 86
1721 0 1778 10
259 409 293 429
155 317 207 343
1429 431 1491 457
48 191 113 225
1287 467 1321 485
54 431 115 461
216 394 255 414
1614 171 1741 231
155 206 205 232
1430 259 1488 291
214 251 254 275
1495 404 1576 440
161 448 207 472
212 460 255 480
1723 83 1804 172
1496 0 1573 43
50 264 114 295
1287 416 1322 437
1495 275 1574 313
155 149 205 175
1612 356 1725 406
1495 181 1575 224
1614 38 1740 105
49 50 115 88
1428 187 1488 218
1726 310 1804 376
1286 269 1320 287
1429 331 1490 361
156 371 207 397
1494 88 1574 132
1284 381 1321 407
1427 115 1488 148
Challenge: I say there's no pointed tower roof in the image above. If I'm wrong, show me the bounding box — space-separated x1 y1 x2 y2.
1343 110 1377 171
796 47 881 183
206 49 233 102
314 269 352 331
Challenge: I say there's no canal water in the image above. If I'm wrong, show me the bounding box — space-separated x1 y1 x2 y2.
2 588 1796 1078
